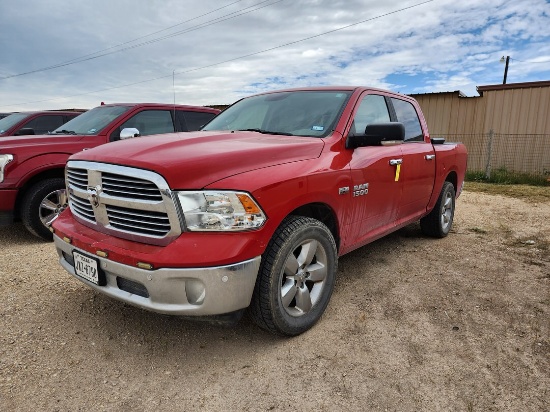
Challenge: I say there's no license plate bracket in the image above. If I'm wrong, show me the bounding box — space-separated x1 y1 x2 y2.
73 251 106 286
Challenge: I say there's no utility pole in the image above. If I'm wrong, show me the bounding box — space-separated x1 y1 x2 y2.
500 55 510 84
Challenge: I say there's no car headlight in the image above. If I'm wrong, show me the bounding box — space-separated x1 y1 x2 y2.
0 154 14 183
176 191 267 231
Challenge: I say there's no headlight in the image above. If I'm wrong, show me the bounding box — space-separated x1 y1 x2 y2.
0 154 14 183
176 191 267 231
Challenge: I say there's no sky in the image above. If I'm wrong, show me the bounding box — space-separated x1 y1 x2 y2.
0 0 549 111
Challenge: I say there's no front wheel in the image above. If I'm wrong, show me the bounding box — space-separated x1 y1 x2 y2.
249 216 338 336
21 178 67 241
420 181 456 238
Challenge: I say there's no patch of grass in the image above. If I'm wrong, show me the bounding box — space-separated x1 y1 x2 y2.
464 181 550 202
466 169 550 186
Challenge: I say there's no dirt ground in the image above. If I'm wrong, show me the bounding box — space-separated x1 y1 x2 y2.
1 186 548 411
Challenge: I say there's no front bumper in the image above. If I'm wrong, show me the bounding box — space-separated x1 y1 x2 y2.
54 234 261 316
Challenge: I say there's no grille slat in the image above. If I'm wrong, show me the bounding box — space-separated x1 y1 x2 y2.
66 163 179 244
67 168 88 191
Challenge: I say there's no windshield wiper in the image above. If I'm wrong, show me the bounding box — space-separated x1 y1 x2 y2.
237 128 294 136
54 129 77 135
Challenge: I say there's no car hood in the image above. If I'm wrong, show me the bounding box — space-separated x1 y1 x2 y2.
70 131 325 188
0 134 85 150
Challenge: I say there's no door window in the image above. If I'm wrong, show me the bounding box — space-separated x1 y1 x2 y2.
119 110 174 137
183 111 218 131
22 115 65 134
352 94 391 135
390 98 423 141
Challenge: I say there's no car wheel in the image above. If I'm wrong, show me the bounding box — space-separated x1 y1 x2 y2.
21 178 67 241
420 181 455 238
250 216 338 336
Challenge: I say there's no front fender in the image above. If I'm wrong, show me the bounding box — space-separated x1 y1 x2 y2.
1 152 73 189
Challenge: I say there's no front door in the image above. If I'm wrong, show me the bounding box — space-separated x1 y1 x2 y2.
345 93 403 248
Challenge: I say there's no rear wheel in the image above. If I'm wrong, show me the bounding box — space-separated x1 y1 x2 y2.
21 178 67 241
420 181 455 238
250 216 338 336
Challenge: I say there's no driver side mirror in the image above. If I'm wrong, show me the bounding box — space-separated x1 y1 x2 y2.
346 122 405 149
120 128 141 140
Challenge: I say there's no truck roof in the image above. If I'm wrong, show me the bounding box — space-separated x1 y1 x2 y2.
98 102 219 113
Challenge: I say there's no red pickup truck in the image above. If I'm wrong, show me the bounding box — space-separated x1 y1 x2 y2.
0 103 220 240
52 87 467 336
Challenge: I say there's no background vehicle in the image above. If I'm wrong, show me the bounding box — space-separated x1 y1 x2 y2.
0 103 220 240
0 110 84 137
52 87 467 335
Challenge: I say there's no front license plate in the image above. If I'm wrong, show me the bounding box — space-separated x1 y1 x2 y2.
73 251 105 286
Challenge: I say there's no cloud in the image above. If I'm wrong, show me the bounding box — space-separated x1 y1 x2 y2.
0 0 549 110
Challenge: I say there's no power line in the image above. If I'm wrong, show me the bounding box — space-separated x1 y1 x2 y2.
0 0 280 80
61 0 246 65
2 0 434 108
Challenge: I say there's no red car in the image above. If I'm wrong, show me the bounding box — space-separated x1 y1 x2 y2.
0 103 220 240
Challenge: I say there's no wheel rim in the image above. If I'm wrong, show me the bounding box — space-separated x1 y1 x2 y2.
440 191 453 232
39 189 68 227
280 238 328 317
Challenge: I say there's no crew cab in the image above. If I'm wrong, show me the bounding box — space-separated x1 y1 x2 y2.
0 110 84 137
0 103 220 240
52 87 467 336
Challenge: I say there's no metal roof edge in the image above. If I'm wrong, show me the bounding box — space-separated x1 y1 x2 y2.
476 80 550 95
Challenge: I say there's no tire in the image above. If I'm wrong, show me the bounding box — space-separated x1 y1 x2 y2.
420 181 455 238
249 216 338 336
21 178 67 241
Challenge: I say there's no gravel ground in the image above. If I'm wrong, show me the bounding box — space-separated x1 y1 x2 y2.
1 188 549 411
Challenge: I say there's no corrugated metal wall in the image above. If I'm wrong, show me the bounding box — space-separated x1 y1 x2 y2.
483 87 550 134
409 83 550 177
410 83 550 135
412 92 485 135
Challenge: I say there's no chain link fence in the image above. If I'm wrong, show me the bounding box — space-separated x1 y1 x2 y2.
439 131 550 184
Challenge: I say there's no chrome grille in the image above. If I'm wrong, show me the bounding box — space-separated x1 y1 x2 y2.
66 160 181 245
106 205 171 236
101 172 163 201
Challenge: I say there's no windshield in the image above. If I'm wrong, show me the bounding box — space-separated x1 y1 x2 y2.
0 113 30 134
202 91 352 137
51 105 131 135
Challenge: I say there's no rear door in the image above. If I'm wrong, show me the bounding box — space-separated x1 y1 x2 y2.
390 97 435 222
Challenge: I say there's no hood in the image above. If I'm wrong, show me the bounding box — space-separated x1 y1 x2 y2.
0 134 85 150
71 131 325 188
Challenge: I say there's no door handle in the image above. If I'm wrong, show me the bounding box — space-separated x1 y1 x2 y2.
389 159 402 166
425 154 435 160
